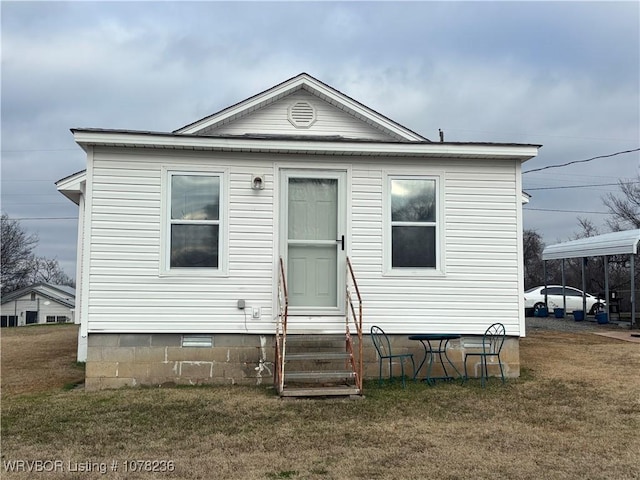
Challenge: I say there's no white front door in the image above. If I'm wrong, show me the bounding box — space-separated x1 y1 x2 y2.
280 170 347 315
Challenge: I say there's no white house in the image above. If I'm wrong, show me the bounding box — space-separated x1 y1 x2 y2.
57 73 540 394
1 283 75 327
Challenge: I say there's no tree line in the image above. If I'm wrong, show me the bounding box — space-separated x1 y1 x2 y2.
1 213 74 295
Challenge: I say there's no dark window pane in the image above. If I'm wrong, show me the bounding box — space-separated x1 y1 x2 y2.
171 225 219 268
392 226 436 268
171 176 219 221
391 179 436 222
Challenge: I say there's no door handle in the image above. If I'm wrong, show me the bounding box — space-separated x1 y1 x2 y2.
336 235 344 251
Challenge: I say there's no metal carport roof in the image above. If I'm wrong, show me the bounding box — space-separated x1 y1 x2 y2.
541 229 640 329
542 229 640 260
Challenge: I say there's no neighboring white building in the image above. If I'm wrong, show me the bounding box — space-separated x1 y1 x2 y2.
57 73 540 392
1 283 75 327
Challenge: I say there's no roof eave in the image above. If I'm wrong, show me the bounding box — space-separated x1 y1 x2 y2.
72 129 540 161
56 170 86 205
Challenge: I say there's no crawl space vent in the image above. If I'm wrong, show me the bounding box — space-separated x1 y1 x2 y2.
288 101 316 128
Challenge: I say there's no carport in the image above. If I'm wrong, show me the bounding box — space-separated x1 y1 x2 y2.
542 229 640 329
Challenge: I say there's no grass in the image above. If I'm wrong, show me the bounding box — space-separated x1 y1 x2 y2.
2 325 640 479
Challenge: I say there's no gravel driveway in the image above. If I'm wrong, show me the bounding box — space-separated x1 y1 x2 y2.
525 315 630 333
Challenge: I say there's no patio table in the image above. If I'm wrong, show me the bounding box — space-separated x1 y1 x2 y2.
409 334 462 385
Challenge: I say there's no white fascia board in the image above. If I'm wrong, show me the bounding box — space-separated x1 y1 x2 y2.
56 170 86 205
298 78 426 141
73 131 540 160
175 78 305 134
176 74 425 141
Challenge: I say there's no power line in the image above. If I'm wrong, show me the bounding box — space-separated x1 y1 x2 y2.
1 148 77 153
8 217 78 221
525 181 639 191
523 207 609 215
449 128 637 143
523 148 640 174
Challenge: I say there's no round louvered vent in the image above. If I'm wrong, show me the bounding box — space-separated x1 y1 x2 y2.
288 101 316 128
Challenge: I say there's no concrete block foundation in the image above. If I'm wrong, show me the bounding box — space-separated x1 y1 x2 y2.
84 333 520 390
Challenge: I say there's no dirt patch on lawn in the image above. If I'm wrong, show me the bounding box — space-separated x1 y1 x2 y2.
1 324 83 396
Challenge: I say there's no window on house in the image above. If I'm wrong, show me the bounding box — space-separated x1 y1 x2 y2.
56 316 68 323
388 176 439 270
168 173 221 269
46 316 56 323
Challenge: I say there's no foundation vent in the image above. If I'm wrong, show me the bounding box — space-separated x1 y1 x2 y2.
288 101 316 128
182 335 213 348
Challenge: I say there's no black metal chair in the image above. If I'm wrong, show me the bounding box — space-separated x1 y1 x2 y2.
463 323 506 388
370 325 415 388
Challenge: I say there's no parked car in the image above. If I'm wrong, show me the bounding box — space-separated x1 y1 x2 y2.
524 286 606 316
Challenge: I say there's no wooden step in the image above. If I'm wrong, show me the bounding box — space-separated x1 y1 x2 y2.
281 386 362 398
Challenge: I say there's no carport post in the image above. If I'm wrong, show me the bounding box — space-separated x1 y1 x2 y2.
581 257 587 315
543 260 548 308
631 254 636 329
561 259 566 314
604 255 610 320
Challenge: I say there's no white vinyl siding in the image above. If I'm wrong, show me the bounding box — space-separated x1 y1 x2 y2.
87 148 274 333
84 147 522 336
349 159 521 335
206 90 397 141
0 293 74 326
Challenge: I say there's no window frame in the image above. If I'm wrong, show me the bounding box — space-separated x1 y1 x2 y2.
161 167 229 276
383 172 444 276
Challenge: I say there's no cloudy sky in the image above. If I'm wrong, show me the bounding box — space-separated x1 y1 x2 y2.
2 1 639 280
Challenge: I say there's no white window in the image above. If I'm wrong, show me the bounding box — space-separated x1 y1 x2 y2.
46 316 56 323
163 170 226 274
385 175 442 274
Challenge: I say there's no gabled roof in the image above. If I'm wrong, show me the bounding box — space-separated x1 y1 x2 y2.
1 283 76 308
173 73 429 142
543 229 640 260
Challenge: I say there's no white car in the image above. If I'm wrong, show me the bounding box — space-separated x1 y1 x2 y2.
524 286 605 315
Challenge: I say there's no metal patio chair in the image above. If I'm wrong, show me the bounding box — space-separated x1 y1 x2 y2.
370 325 415 388
463 322 506 388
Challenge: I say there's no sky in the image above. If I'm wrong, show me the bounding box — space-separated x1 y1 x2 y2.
2 1 639 280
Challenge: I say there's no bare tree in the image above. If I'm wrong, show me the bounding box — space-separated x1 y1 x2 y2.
603 175 640 230
1 213 38 294
523 229 545 289
1 214 74 294
30 257 74 286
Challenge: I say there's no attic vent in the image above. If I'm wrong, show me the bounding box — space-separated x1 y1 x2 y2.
288 101 316 128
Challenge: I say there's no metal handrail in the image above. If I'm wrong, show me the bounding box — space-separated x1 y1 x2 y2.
346 257 363 392
275 257 289 393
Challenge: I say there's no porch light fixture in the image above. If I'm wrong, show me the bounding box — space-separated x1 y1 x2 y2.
251 174 265 190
